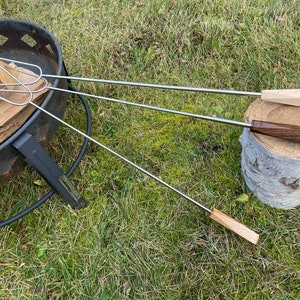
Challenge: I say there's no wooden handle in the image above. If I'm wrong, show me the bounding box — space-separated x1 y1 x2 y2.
209 208 259 245
250 120 300 143
261 89 300 106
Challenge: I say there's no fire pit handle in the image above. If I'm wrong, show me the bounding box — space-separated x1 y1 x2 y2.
0 85 92 227
13 133 88 209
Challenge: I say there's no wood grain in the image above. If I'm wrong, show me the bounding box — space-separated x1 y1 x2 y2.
209 208 259 245
250 120 300 143
0 63 50 143
242 98 300 209
244 99 300 158
0 61 18 89
261 89 300 106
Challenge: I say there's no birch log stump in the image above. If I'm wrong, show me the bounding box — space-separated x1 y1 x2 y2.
240 99 300 209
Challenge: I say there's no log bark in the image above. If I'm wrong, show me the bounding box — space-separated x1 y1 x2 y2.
240 99 300 209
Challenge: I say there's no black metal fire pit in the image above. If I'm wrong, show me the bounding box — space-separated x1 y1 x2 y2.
0 19 91 226
0 18 68 180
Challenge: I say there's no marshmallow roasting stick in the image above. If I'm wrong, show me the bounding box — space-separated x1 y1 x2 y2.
1 57 300 106
51 87 300 143
44 76 300 107
0 60 259 245
25 99 262 245
1 58 300 144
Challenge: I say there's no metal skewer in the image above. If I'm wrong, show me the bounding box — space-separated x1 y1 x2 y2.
0 57 261 96
4 78 299 144
1 57 300 143
28 101 260 245
2 57 300 107
44 76 300 107
32 85 300 143
46 75 262 97
0 63 33 105
0 58 260 244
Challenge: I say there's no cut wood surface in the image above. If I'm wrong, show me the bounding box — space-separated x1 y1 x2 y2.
0 60 18 89
0 62 50 143
245 99 300 158
241 99 300 209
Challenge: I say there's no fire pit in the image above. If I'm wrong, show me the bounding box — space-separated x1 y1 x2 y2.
0 18 68 180
0 19 90 226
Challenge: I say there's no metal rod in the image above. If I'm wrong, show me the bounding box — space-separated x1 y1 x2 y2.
29 101 212 214
29 96 260 244
46 86 252 128
32 86 300 144
45 74 262 97
0 56 261 96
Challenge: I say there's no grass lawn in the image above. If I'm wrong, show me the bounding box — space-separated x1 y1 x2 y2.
0 0 299 299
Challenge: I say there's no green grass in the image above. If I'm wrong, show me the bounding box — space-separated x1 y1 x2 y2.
0 0 300 299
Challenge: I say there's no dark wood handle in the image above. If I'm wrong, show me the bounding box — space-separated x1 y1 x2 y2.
250 120 300 143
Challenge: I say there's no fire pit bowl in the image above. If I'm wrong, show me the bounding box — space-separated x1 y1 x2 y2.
0 18 68 182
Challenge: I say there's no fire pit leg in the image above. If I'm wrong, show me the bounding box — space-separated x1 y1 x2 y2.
12 133 88 209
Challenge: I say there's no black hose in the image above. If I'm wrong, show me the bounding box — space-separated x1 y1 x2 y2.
0 84 92 227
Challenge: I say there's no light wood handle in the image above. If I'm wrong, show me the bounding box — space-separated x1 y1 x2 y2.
209 208 259 245
261 89 300 106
